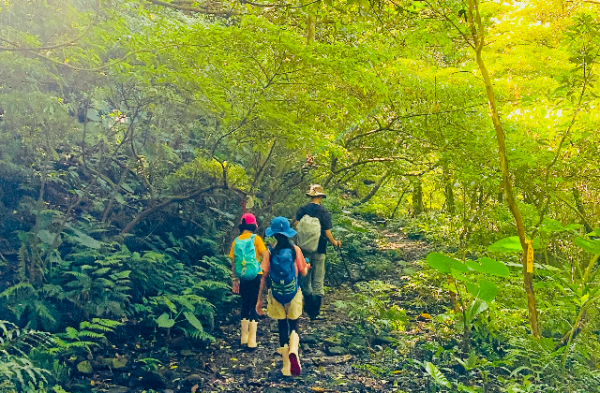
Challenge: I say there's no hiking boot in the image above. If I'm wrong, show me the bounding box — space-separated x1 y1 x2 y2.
276 345 292 376
240 319 249 345
304 294 317 319
310 296 323 320
288 330 301 376
247 320 258 348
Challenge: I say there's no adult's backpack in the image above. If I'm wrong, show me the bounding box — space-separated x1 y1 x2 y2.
233 234 261 281
295 215 321 253
269 247 298 305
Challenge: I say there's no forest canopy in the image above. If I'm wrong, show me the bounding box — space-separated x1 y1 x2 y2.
1 0 600 392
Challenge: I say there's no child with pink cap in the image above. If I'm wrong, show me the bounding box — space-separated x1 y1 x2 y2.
229 213 268 348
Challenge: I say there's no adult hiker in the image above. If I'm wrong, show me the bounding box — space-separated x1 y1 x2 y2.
229 213 268 348
295 184 342 320
256 216 310 377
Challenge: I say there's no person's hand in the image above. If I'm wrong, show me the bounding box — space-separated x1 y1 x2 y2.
307 263 311 271
255 298 264 316
335 240 342 248
232 278 240 294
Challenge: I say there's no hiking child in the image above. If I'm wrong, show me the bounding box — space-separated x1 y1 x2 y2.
295 184 341 320
256 216 310 377
230 213 268 348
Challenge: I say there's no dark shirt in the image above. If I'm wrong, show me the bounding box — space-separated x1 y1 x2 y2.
296 203 332 254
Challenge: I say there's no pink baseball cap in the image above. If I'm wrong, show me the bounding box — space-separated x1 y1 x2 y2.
240 213 257 225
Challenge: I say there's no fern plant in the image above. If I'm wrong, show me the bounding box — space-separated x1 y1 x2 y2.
0 283 60 331
0 321 53 391
56 318 123 357
143 232 219 266
61 248 132 319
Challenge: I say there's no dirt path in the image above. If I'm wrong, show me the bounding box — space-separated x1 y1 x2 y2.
188 229 430 393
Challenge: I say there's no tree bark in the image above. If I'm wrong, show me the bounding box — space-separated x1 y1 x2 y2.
443 167 455 214
121 185 243 234
390 187 408 220
572 187 593 233
412 177 424 216
306 15 316 44
467 0 540 337
360 171 390 204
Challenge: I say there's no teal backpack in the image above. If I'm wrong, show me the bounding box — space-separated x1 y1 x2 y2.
234 234 261 280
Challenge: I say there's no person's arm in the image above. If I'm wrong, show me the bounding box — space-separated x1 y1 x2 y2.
300 264 310 277
231 256 239 294
325 229 341 248
295 246 311 276
255 250 270 315
293 207 304 229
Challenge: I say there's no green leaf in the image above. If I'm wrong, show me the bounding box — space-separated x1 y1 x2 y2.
426 253 468 274
121 183 134 193
466 299 489 322
465 282 479 296
164 297 178 313
477 280 498 303
177 297 196 312
539 218 581 233
155 313 175 329
426 253 452 274
466 257 510 277
451 268 468 282
575 237 600 255
68 228 101 249
183 311 205 333
488 237 523 253
425 362 450 388
37 230 55 245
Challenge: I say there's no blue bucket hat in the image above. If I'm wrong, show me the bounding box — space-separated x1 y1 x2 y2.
265 216 297 238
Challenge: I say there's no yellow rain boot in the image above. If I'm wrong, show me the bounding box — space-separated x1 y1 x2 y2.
247 320 258 348
276 345 292 376
240 319 249 345
288 330 301 376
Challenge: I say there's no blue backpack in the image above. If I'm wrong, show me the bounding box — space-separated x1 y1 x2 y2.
269 246 299 305
234 234 261 281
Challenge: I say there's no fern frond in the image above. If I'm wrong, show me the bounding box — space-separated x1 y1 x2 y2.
0 283 35 299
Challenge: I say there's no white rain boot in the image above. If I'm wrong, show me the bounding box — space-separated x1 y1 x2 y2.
288 330 301 376
276 345 292 376
240 319 249 345
247 320 258 348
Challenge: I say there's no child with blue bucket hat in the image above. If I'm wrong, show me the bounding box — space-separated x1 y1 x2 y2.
256 216 310 377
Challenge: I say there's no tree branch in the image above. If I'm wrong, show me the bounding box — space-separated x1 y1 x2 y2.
121 185 228 234
145 0 238 16
331 156 420 174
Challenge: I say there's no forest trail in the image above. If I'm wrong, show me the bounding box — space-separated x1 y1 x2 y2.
174 229 431 393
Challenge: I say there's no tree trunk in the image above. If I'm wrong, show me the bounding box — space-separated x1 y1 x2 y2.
572 187 593 233
412 177 424 216
360 171 390 204
467 0 540 337
444 168 455 215
306 15 316 44
390 187 408 220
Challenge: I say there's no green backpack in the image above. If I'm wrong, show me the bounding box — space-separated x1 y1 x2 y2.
234 234 261 280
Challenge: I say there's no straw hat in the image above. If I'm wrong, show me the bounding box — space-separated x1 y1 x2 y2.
306 184 326 198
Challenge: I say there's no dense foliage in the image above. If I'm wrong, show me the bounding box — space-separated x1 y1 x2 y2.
1 0 600 391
